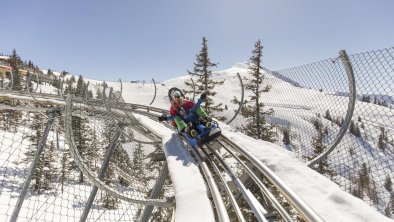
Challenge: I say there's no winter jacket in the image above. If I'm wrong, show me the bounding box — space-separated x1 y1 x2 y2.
169 99 195 125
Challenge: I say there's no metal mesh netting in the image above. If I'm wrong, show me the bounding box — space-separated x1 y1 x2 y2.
269 47 394 217
0 92 174 221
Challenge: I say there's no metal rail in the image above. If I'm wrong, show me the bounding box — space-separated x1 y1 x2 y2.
3 90 327 221
188 144 230 222
215 141 294 222
220 135 324 222
65 94 174 207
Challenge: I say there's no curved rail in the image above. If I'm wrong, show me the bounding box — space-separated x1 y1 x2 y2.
26 72 40 102
149 78 157 105
65 94 174 207
226 72 245 124
308 50 356 166
6 89 327 220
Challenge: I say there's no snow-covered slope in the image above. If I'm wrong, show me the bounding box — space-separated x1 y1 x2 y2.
8 62 392 220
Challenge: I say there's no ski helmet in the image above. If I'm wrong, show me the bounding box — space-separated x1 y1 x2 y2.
173 91 181 98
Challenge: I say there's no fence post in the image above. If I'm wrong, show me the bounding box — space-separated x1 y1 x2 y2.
79 122 124 222
140 164 169 222
10 110 60 222
308 49 356 167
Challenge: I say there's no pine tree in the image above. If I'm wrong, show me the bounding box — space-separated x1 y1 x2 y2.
100 167 119 209
131 143 145 180
99 121 120 209
112 130 133 171
313 118 322 130
41 141 58 190
9 49 23 90
76 75 85 97
312 130 325 155
352 163 379 205
47 69 53 77
384 175 393 192
282 128 291 145
385 194 394 217
310 129 336 177
324 126 329 136
96 88 103 99
325 110 332 121
52 76 61 93
185 37 226 120
7 110 23 132
70 75 76 84
71 115 87 183
87 90 93 99
378 127 386 151
60 144 70 192
24 113 47 192
349 120 361 137
64 79 72 95
240 40 276 142
83 121 100 171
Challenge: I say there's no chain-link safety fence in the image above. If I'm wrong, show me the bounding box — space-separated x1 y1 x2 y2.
262 47 394 218
1 46 393 220
0 88 174 221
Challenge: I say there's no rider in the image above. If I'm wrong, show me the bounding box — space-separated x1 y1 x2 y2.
158 91 211 136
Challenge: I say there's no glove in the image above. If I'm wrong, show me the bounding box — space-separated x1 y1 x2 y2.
200 92 207 101
158 116 166 121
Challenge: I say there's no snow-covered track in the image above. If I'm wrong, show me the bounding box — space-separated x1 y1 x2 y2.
124 103 323 221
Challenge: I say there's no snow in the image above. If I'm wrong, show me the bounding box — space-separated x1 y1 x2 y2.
220 124 392 222
102 64 391 221
1 61 392 221
133 104 391 221
136 114 215 221
0 56 10 60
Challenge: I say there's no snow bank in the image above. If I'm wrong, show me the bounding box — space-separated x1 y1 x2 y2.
221 124 392 222
136 114 215 222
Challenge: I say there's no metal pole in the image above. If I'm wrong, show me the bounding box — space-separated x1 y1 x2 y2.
140 164 169 222
79 124 123 222
104 87 113 112
149 78 157 105
226 73 245 124
10 111 58 222
308 50 356 167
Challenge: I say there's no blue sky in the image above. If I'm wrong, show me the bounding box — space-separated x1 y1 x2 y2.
2 0 393 82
